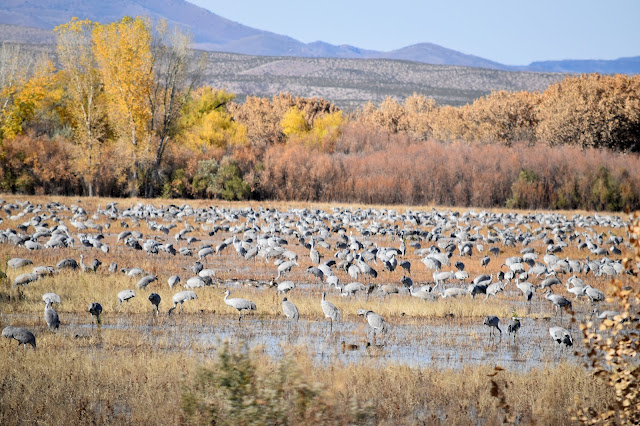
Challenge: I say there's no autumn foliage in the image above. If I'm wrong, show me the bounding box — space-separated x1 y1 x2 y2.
1 17 640 209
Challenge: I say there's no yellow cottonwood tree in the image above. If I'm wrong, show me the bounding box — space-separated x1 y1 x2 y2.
92 16 153 195
179 87 246 153
55 17 106 196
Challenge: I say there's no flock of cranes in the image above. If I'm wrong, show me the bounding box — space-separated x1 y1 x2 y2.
1 198 636 360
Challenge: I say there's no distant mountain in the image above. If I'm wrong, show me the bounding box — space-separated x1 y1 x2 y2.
527 56 640 74
369 43 507 70
0 0 637 74
0 0 511 70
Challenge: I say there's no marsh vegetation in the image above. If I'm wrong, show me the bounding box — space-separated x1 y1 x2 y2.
1 196 638 424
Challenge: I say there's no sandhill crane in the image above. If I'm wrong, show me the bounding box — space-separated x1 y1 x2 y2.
454 270 469 282
483 316 502 339
440 287 467 298
591 309 622 321
549 326 573 347
399 260 411 274
468 283 488 299
516 281 536 302
281 297 299 321
223 290 256 322
357 260 378 281
277 260 298 279
583 285 605 304
410 285 435 301
484 281 505 301
326 275 339 288
379 284 400 297
42 292 61 305
481 256 491 269
306 266 324 283
357 309 388 344
79 253 94 272
168 275 180 290
14 272 38 286
44 301 60 330
56 258 78 270
507 318 521 341
148 293 161 314
8 258 33 269
400 275 413 287
117 289 136 306
566 282 585 300
277 281 296 294
321 292 341 332
545 289 572 317
433 270 452 287
89 302 103 328
137 275 157 290
347 264 360 280
168 291 198 315
2 326 36 350
309 240 321 264
198 247 213 261
191 261 203 275
539 276 561 290
339 282 366 297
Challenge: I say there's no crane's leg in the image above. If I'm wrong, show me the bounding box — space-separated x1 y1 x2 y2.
329 318 333 333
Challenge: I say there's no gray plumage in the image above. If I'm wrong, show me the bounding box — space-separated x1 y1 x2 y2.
45 301 60 330
148 293 161 314
277 281 296 294
516 281 535 302
223 290 256 321
507 318 521 340
549 326 573 347
340 282 366 296
321 292 341 331
545 289 572 316
357 309 388 334
168 291 198 315
198 247 213 261
89 302 103 327
277 260 298 279
56 258 78 270
14 272 38 286
168 275 180 289
136 275 157 290
117 289 136 305
583 285 605 303
8 258 33 269
2 326 36 349
42 292 61 305
281 297 299 321
483 315 502 339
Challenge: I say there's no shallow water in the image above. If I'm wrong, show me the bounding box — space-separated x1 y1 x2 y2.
4 312 584 371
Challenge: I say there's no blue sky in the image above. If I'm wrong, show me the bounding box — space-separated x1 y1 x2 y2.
189 0 640 65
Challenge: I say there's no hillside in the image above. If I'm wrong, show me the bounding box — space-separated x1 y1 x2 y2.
201 52 564 109
3 41 565 109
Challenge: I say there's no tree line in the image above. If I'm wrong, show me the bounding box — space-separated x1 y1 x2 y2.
0 16 639 210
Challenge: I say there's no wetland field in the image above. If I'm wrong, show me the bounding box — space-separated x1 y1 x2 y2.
1 195 638 425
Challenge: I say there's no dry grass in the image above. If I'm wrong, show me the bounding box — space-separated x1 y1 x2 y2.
0 195 634 424
0 337 613 425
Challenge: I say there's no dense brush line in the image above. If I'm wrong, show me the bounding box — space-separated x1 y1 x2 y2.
1 129 639 211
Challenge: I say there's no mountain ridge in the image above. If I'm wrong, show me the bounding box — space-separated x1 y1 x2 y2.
0 0 638 74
